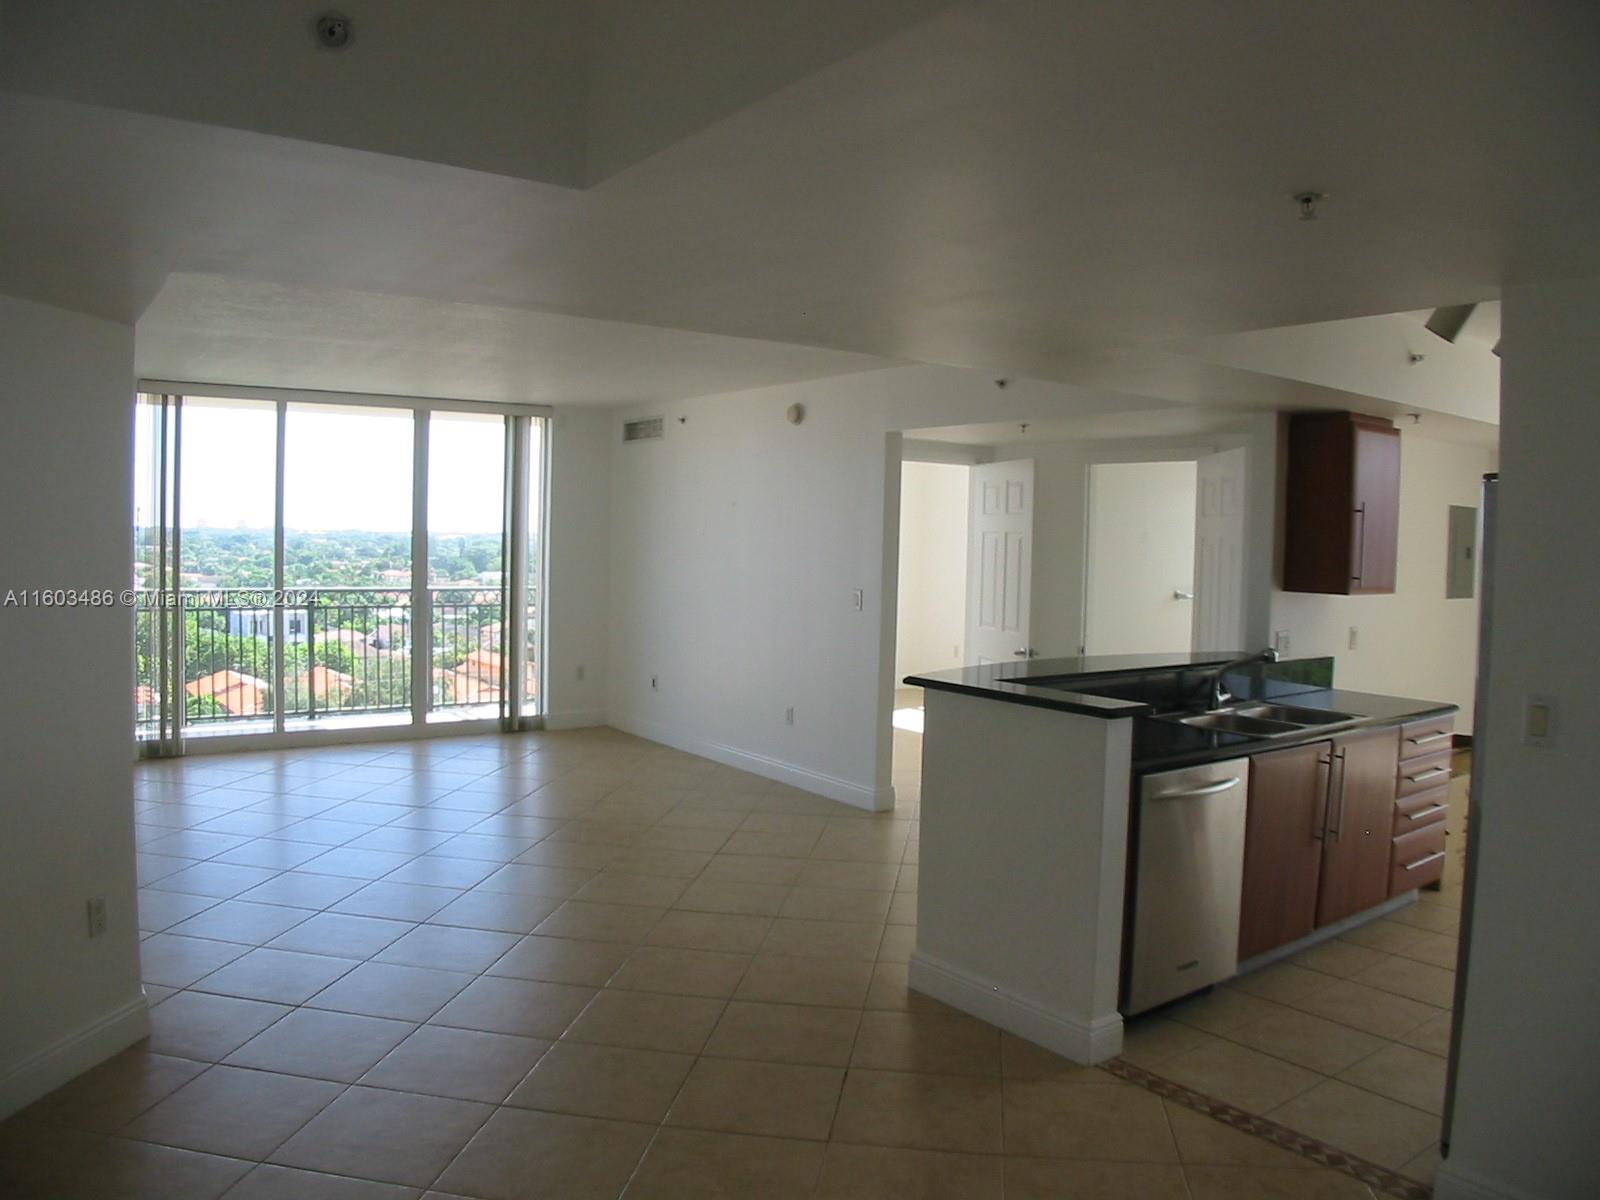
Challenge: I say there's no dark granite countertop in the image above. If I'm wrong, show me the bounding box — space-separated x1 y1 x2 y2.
903 653 1456 772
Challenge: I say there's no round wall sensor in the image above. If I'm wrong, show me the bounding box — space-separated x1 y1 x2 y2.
315 15 352 48
786 403 806 425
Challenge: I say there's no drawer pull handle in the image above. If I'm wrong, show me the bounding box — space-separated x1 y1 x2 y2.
1403 850 1447 872
1404 803 1448 822
1405 766 1450 785
1407 731 1452 747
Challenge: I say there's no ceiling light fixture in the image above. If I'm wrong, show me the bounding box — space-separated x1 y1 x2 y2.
1293 191 1327 221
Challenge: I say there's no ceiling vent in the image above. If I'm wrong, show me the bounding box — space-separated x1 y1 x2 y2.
623 417 664 443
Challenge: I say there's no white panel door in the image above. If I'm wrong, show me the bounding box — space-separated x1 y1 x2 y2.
1083 460 1198 655
965 459 1034 664
1192 447 1248 652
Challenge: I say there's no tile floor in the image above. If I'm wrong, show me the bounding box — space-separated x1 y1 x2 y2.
0 715 1432 1198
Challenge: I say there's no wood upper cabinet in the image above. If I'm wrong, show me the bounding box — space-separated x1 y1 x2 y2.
1283 412 1401 595
1315 726 1402 926
1239 741 1330 961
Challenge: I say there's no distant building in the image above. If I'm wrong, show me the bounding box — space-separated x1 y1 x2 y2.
185 669 268 716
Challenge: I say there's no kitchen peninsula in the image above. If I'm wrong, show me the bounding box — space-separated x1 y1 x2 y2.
902 652 1456 1065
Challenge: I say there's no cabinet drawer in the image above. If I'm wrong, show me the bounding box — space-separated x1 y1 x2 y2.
1394 784 1450 835
1396 749 1452 796
1390 822 1447 894
1399 715 1455 760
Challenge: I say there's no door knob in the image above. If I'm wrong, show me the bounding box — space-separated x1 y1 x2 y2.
1013 648 1040 658
1174 590 1195 600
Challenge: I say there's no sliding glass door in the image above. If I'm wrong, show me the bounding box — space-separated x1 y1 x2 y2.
135 387 547 753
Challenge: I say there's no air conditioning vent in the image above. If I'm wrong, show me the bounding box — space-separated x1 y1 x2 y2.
623 417 664 443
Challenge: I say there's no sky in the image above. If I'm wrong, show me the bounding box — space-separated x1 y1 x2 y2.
136 397 541 536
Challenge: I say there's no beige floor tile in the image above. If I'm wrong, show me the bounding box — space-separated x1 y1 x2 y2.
267 912 416 960
704 1000 861 1067
1182 1164 1378 1199
1162 987 1287 1035
223 1163 418 1198
533 899 665 943
562 987 726 1054
573 871 688 908
360 1025 550 1103
1285 979 1440 1040
0 1120 252 1199
487 934 632 986
374 924 519 974
1337 918 1428 955
476 862 596 899
225 1008 414 1082
780 886 893 923
875 923 916 963
431 975 595 1038
797 860 902 891
760 918 883 960
737 955 874 1008
646 910 773 953
1391 928 1460 969
123 1064 342 1159
169 899 317 946
1163 1103 1319 1169
1288 940 1391 980
888 892 918 924
20 1046 207 1132
1267 1078 1440 1168
1400 1142 1442 1186
1225 1007 1388 1075
865 961 960 1014
621 1128 825 1200
225 1171 416 1196
190 947 361 1005
1004 1157 1190 1199
307 961 474 1021
1227 962 1330 1005
507 1041 694 1122
329 881 463 922
832 1069 1003 1153
270 1086 493 1187
609 945 752 998
1002 1079 1178 1161
1386 900 1461 934
697 853 810 885
147 991 292 1062
677 878 794 916
434 1107 652 1200
850 1010 1001 1077
817 1143 1002 1198
722 830 822 858
1350 955 1456 1007
1156 1039 1321 1113
1395 1009 1454 1057
1337 1042 1449 1115
667 1057 845 1140
425 889 564 934
1000 1034 1104 1082
139 933 253 988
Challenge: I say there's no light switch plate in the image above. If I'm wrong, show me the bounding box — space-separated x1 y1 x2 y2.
1524 694 1557 746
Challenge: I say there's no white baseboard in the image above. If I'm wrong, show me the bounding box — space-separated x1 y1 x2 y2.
909 950 1122 1064
0 993 150 1120
1433 1161 1545 1200
610 713 894 811
542 709 609 731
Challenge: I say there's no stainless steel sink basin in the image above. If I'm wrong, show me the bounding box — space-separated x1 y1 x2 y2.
1233 703 1363 727
1171 711 1303 736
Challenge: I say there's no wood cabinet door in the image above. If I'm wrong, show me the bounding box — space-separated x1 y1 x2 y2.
1351 421 1401 593
1316 726 1401 926
1239 741 1331 960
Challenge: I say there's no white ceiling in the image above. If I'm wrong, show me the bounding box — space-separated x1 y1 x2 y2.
2 1 1592 411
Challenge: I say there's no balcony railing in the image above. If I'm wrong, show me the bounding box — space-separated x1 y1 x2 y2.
136 584 537 739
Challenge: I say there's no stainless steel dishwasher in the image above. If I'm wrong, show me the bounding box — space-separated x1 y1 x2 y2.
1124 757 1250 1015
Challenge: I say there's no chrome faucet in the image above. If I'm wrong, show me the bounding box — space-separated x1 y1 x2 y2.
1195 648 1280 710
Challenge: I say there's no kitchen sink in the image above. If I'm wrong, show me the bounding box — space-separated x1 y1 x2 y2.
1170 711 1303 736
1232 702 1363 727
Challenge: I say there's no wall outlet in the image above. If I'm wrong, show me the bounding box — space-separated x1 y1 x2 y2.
86 897 107 939
1273 630 1291 654
953 643 960 659
650 675 658 691
851 588 864 611
575 664 585 681
785 706 795 726
1347 626 1359 651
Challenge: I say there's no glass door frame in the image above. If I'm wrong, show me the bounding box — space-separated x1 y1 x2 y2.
137 380 552 756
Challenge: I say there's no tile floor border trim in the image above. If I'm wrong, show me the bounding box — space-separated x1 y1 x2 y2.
908 949 1123 1065
0 994 150 1120
1102 1055 1433 1200
609 714 895 813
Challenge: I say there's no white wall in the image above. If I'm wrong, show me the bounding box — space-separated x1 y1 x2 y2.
605 364 1157 807
1436 278 1600 1200
895 461 968 679
0 293 145 1117
1271 428 1495 723
543 406 611 727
